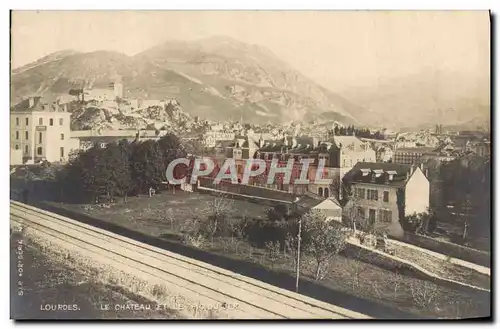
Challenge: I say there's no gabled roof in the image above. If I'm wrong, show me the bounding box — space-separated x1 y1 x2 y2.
342 162 413 187
332 136 367 152
296 195 342 212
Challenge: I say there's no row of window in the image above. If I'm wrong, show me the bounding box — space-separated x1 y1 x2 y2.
355 187 390 202
257 153 310 162
15 117 64 126
13 144 64 157
318 187 330 198
14 131 64 141
357 207 392 223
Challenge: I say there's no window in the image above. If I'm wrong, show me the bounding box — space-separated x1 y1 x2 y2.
318 187 323 196
383 191 389 202
25 118 29 125
49 118 54 126
61 133 64 140
369 209 376 224
15 131 19 140
37 147 42 155
357 207 365 219
25 131 28 140
15 118 19 126
379 210 392 223
39 132 42 143
367 189 378 201
60 147 64 158
39 118 43 125
324 188 329 198
15 144 19 150
24 145 28 154
59 118 63 125
356 188 366 199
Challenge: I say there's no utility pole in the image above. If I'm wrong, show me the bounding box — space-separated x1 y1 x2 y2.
292 195 301 293
295 214 302 293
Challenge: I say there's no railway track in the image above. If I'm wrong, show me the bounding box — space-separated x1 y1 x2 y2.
10 201 370 319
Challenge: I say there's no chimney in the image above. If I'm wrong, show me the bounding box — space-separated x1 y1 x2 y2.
28 97 35 108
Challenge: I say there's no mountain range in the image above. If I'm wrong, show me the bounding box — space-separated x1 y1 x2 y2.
10 36 490 130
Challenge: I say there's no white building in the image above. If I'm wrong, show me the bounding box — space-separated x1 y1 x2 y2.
342 163 430 232
10 97 79 163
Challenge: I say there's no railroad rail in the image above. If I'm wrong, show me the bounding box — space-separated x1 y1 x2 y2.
10 201 371 319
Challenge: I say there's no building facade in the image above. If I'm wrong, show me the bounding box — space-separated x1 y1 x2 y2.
392 147 435 165
342 162 430 232
10 97 77 163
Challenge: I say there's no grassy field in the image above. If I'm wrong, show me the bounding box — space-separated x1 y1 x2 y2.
10 232 179 319
45 190 490 319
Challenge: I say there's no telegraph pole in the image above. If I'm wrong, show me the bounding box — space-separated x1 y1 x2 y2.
295 214 302 293
292 195 301 293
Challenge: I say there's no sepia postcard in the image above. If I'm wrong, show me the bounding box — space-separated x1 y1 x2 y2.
9 10 491 320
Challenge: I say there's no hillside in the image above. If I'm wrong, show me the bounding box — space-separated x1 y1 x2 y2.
342 68 490 130
67 98 204 133
10 36 361 126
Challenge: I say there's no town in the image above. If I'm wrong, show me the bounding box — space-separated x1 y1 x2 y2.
10 78 491 319
10 10 491 321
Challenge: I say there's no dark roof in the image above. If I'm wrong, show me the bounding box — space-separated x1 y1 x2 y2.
215 140 234 149
10 97 44 112
10 97 66 113
393 147 436 153
258 141 338 155
295 193 325 209
342 162 413 187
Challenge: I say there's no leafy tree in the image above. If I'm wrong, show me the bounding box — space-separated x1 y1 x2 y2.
158 133 187 163
183 139 205 157
77 146 113 202
130 140 165 194
105 141 132 202
439 154 490 238
402 211 433 235
302 210 348 280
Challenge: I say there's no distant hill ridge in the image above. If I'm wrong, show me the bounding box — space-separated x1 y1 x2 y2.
10 36 361 126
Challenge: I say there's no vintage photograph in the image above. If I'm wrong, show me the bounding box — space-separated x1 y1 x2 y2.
9 10 491 319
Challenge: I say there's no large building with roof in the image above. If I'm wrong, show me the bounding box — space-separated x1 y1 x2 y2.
253 134 376 198
10 96 79 163
341 162 430 232
392 147 436 165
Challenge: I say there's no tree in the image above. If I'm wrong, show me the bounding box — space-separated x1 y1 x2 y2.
200 193 235 242
183 139 205 157
105 141 132 202
76 146 116 202
157 133 187 166
334 125 339 136
302 210 348 280
157 133 188 191
329 175 345 203
402 211 433 235
130 140 165 194
118 139 133 201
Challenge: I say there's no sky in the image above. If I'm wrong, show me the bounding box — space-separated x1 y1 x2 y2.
11 10 490 92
